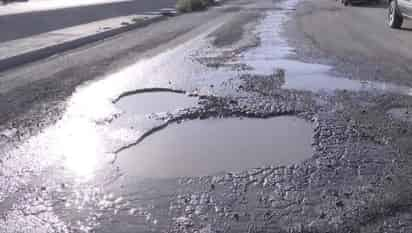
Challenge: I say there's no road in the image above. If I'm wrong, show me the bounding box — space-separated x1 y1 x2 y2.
1 0 412 232
0 0 176 42
287 0 412 86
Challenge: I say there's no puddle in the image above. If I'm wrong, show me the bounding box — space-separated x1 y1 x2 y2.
115 92 198 115
236 0 412 95
116 116 313 178
111 91 199 130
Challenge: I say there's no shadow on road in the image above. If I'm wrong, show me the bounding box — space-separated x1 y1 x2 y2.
400 27 412 32
350 2 388 9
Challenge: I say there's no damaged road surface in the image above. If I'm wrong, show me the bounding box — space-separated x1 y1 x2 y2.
117 116 314 178
2 0 412 232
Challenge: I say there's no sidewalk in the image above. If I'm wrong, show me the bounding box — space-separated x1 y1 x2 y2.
0 0 133 16
0 0 176 42
0 13 165 71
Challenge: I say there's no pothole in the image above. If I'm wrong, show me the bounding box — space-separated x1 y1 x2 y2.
115 91 199 115
111 91 199 129
116 116 314 178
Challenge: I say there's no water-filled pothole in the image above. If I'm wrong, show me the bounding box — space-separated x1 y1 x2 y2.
116 116 313 178
111 92 199 129
115 91 199 115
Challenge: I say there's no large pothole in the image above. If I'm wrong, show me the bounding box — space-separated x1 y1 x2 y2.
110 91 199 130
116 116 313 178
115 91 198 115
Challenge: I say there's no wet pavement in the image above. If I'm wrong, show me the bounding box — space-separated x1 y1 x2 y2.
117 117 313 178
2 0 412 232
115 91 198 116
235 0 412 95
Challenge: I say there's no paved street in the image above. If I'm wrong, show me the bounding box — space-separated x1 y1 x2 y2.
287 0 412 87
0 0 176 42
1 0 412 232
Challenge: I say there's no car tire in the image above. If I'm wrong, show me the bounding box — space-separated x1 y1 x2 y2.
388 0 403 29
342 0 351 6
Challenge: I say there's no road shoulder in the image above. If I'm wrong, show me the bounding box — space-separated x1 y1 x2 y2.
284 0 412 87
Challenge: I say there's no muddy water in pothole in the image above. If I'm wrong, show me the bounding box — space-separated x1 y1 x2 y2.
116 116 313 178
111 92 199 130
116 92 198 115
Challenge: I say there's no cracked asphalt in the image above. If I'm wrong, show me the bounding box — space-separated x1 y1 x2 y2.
1 0 412 232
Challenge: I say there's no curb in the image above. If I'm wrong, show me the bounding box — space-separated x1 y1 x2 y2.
0 14 165 72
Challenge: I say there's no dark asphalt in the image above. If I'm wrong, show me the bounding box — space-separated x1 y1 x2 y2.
0 0 176 42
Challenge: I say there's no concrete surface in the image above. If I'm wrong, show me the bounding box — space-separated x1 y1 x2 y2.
0 0 177 42
0 0 133 15
0 14 164 71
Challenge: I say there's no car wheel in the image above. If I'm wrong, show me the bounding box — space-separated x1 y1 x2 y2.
342 0 351 6
388 0 403 28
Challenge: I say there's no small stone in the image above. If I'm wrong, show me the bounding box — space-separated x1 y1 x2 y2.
233 213 239 221
336 200 344 208
402 128 408 134
229 99 238 105
343 191 352 198
129 208 137 215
